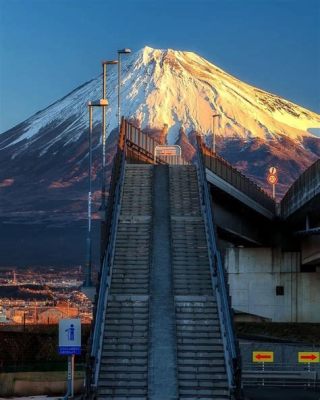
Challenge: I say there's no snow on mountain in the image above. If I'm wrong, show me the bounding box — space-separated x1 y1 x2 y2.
1 46 319 154
0 46 319 225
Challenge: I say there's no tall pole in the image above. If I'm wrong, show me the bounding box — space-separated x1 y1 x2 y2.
101 63 107 210
212 113 219 153
118 53 121 133
117 49 131 134
84 104 93 287
100 60 118 211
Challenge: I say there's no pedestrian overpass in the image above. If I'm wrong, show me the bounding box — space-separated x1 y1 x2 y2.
86 119 319 399
87 120 242 399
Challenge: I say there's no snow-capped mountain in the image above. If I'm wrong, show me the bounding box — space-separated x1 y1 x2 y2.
0 46 319 225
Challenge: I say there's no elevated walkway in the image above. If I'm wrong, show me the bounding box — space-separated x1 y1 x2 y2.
89 120 241 399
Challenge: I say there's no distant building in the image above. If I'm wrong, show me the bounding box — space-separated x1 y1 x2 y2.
0 307 8 323
38 308 65 324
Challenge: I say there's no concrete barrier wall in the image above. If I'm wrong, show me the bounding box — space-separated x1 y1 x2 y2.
225 247 320 322
0 371 84 397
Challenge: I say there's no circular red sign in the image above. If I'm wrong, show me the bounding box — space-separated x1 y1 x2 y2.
267 174 278 185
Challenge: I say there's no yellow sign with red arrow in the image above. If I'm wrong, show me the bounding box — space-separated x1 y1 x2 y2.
298 352 319 363
252 351 274 363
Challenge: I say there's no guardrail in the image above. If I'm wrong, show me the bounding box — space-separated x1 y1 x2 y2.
242 362 320 388
281 159 320 219
198 138 275 214
89 120 126 393
124 120 188 165
195 138 242 398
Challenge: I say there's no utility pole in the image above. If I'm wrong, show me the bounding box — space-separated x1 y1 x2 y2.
212 113 219 153
117 49 131 133
101 60 118 210
84 103 93 288
84 98 110 289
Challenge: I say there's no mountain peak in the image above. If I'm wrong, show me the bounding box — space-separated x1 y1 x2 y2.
0 46 319 224
1 46 319 151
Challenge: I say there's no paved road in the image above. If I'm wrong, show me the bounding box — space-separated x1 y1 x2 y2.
244 387 320 400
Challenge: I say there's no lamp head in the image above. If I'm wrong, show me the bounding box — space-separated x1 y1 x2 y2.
118 48 132 54
102 60 118 65
89 99 109 107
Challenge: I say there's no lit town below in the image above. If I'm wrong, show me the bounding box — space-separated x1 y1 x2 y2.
0 267 93 325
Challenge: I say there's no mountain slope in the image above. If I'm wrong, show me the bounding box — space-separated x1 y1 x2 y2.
0 46 319 226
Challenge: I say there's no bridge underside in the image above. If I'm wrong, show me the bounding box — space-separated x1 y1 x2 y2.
209 184 276 247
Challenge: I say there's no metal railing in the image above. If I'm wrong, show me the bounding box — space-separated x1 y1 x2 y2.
281 158 320 219
195 138 242 398
198 138 275 214
124 120 189 165
242 362 320 388
89 120 126 393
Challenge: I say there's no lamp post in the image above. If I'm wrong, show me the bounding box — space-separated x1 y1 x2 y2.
117 49 131 132
84 99 109 288
101 60 118 211
84 103 94 287
212 113 219 153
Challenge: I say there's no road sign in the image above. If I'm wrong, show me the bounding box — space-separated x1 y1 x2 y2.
269 167 277 175
155 145 181 157
267 174 278 185
253 351 274 362
59 318 81 355
298 352 319 363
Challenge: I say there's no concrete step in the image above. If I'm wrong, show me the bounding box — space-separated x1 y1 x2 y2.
178 365 226 374
102 351 148 358
100 364 148 373
179 388 230 397
103 337 148 345
97 387 147 396
97 164 152 397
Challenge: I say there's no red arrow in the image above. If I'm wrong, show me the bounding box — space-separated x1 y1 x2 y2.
256 354 272 360
301 354 317 360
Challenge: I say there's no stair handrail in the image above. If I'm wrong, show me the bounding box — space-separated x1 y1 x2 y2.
195 135 242 398
89 120 127 391
198 138 275 213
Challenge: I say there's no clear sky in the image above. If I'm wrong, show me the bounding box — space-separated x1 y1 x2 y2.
0 0 319 132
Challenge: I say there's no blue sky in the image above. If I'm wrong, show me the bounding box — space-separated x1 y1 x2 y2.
0 0 319 132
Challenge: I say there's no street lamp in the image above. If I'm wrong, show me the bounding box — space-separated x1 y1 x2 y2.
212 113 219 153
117 49 131 132
101 60 118 210
84 99 109 288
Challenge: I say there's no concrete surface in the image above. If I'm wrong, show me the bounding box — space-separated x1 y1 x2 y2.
226 247 320 322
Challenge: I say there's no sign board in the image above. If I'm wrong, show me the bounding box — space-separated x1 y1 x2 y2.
59 319 81 355
298 352 319 363
269 167 277 175
267 174 278 185
154 145 181 158
252 351 274 363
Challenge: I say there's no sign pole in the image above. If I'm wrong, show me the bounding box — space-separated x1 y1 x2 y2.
66 354 75 398
67 355 72 397
59 319 81 399
272 183 275 200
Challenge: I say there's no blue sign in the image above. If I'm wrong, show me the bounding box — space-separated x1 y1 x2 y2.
59 346 81 355
59 319 81 356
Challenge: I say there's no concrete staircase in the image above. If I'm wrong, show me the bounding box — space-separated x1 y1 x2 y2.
170 165 230 399
97 165 153 399
95 163 231 399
